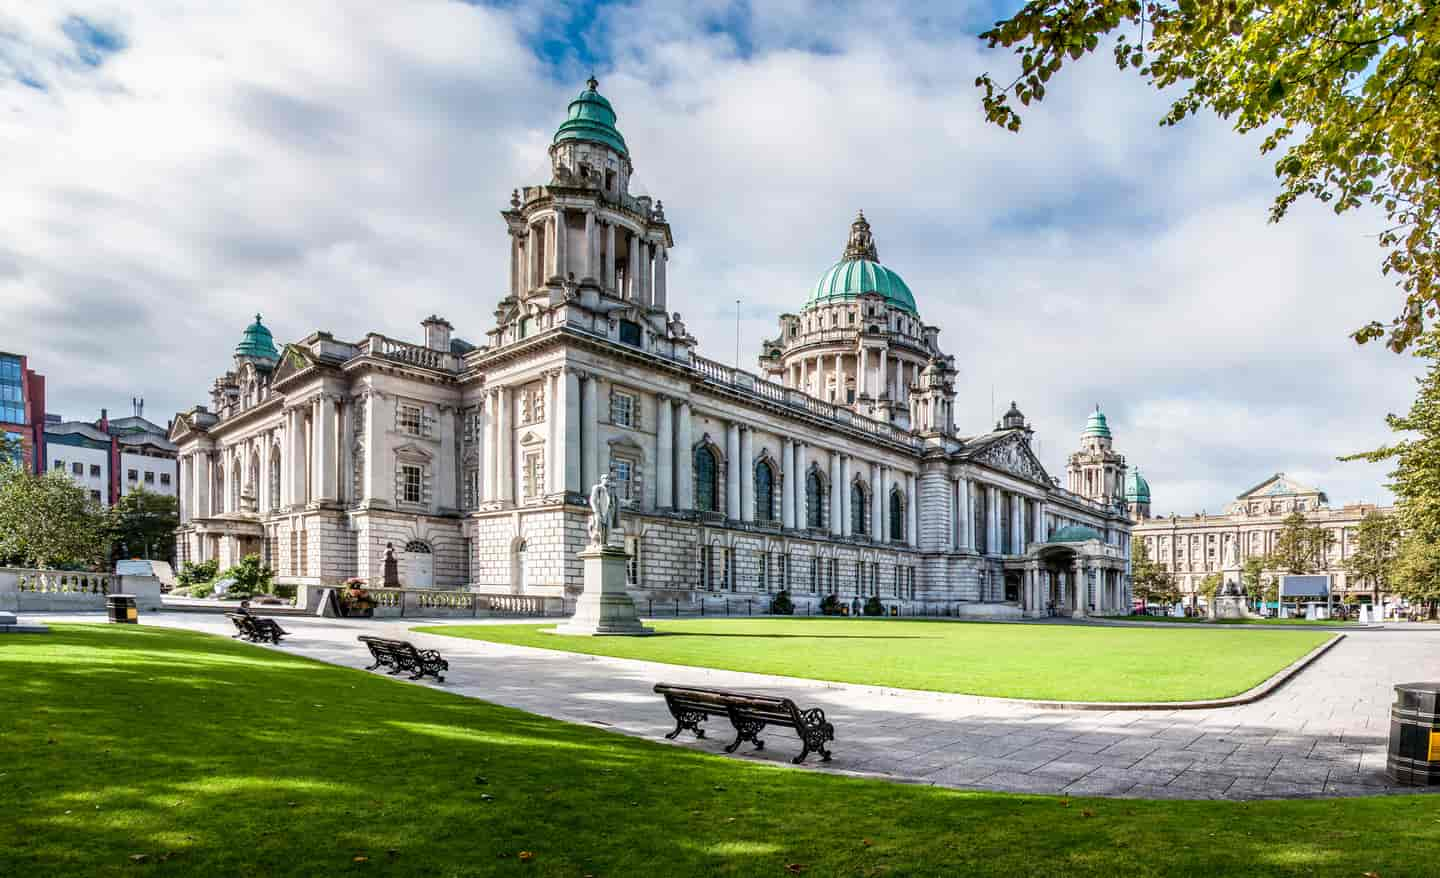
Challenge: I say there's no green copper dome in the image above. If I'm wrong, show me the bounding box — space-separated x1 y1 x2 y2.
1051 524 1102 543
1082 406 1112 439
805 212 918 314
552 77 628 157
235 313 279 361
1125 468 1151 503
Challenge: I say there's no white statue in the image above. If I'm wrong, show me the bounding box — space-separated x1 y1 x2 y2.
587 474 618 547
1224 539 1239 567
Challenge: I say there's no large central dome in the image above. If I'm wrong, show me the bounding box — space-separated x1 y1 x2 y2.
552 77 628 157
804 212 917 314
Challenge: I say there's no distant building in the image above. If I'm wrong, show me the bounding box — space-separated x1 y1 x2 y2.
0 351 46 472
1131 472 1393 604
45 401 178 506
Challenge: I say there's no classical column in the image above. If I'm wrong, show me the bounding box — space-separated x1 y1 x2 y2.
639 241 652 307
627 233 641 301
905 472 917 547
196 452 211 518
553 210 567 280
560 369 581 494
581 375 599 491
739 426 754 523
799 358 810 395
794 442 808 526
839 454 851 535
287 408 305 507
781 438 795 528
656 395 674 508
870 463 883 542
828 452 842 536
1034 499 1046 543
725 422 741 520
605 223 617 292
879 350 888 398
879 466 890 541
1012 496 1023 554
509 232 520 296
583 211 596 281
675 402 693 511
547 372 561 495
833 352 843 400
956 477 970 550
1073 558 1088 618
497 386 513 503
654 245 668 311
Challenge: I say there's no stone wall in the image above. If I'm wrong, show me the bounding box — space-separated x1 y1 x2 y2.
0 568 162 612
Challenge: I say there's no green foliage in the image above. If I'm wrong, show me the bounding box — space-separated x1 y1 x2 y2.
215 554 274 600
187 579 216 599
1345 510 1402 599
0 433 20 467
818 593 841 616
1198 572 1224 600
768 589 795 615
0 466 111 569
177 559 219 589
1390 531 1440 607
977 1 1440 352
863 595 884 616
1265 511 1330 573
108 487 178 561
1130 535 1179 605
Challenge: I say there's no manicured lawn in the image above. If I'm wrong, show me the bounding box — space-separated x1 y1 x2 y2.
4 625 1438 877
417 618 1331 702
1120 615 1356 626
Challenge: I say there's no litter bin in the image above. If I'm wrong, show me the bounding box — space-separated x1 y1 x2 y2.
1388 682 1440 786
106 593 138 624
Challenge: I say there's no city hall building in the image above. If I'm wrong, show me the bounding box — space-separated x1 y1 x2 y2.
170 80 1134 616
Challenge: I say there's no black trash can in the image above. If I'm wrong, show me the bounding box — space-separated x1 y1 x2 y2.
1388 682 1440 786
106 593 138 624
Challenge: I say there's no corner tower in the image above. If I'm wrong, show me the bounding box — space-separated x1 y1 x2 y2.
1066 406 1127 507
1125 467 1151 520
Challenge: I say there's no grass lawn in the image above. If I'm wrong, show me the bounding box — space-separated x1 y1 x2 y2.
416 618 1331 702
4 624 1438 877
1120 615 1356 626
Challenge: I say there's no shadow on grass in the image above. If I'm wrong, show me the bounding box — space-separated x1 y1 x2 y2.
2 625 1437 877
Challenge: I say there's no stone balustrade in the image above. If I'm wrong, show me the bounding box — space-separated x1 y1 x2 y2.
300 584 562 618
0 567 163 612
365 335 462 373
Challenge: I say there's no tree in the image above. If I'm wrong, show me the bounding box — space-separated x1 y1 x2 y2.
0 467 112 569
109 488 179 562
1241 555 1273 610
1390 532 1440 617
1266 511 1330 574
1130 535 1179 607
0 432 20 467
977 2 1440 352
1345 510 1402 602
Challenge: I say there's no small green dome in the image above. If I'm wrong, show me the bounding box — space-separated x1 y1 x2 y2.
1082 406 1112 439
235 313 279 361
552 77 628 157
1125 468 1151 503
1051 524 1102 543
805 212 917 314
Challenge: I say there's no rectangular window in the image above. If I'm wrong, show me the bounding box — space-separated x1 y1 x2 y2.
401 464 422 503
160 473 171 486
53 459 63 470
610 391 635 427
144 471 155 484
829 559 837 593
89 464 101 478
701 546 714 590
723 547 734 591
128 469 138 482
810 558 818 593
523 451 544 498
779 555 789 591
399 404 423 436
611 456 634 500
871 563 879 595
760 553 769 592
71 462 83 476
625 535 639 586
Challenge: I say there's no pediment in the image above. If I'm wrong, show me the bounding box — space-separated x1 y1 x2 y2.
271 344 312 384
972 433 1050 485
1236 473 1323 500
393 442 434 462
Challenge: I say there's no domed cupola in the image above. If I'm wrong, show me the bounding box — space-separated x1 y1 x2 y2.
1124 468 1150 503
234 313 279 364
806 212 918 314
1082 406 1112 439
553 77 628 158
999 400 1027 430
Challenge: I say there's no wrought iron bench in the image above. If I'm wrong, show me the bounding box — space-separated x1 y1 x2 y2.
653 683 835 764
358 635 448 682
224 612 288 644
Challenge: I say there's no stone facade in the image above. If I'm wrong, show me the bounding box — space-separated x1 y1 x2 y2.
1132 472 1394 604
170 80 1134 615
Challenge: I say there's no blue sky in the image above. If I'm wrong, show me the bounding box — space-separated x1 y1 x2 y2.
0 1 1420 514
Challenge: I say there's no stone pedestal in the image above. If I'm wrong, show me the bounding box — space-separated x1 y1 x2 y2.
1209 593 1260 620
554 544 653 636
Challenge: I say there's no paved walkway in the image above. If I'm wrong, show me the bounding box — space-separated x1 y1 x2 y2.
37 612 1440 801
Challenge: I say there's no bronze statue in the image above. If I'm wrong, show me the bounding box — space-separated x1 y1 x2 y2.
383 542 400 587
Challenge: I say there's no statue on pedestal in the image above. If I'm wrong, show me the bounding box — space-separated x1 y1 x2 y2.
383 542 400 587
587 474 618 548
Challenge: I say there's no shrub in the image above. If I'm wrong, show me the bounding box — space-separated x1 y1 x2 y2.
863 595 884 616
769 590 794 615
819 594 841 616
272 583 298 605
187 579 215 599
177 559 219 589
214 554 274 600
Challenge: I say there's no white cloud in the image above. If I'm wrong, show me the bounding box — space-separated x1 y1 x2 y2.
0 1 1417 513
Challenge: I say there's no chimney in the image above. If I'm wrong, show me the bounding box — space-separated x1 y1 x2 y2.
99 407 109 431
133 396 144 418
422 315 453 352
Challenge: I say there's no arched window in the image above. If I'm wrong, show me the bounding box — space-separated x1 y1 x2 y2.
404 540 431 554
806 470 825 529
754 460 774 522
268 449 281 512
850 483 866 536
889 489 905 541
694 446 719 512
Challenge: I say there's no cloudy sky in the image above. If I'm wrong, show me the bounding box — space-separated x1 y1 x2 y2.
1 1 1420 514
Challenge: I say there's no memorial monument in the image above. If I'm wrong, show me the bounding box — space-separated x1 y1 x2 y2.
555 475 653 636
1209 576 1261 620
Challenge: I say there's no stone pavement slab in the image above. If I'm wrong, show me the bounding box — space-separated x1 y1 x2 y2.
34 612 1440 802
